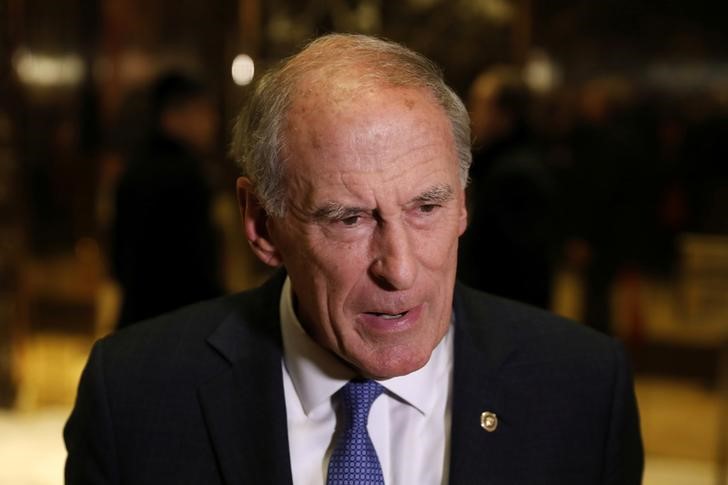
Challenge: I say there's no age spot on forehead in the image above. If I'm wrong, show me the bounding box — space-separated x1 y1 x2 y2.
309 131 322 149
404 98 415 110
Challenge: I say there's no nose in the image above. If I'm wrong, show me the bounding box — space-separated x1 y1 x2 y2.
368 221 418 291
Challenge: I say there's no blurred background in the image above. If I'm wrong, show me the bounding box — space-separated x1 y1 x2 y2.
0 0 727 483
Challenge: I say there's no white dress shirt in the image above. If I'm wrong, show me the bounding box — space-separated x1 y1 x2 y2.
279 277 453 485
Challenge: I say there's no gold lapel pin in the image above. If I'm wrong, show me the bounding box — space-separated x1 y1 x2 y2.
480 411 498 432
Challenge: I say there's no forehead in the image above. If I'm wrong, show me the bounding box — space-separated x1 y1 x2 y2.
283 80 455 171
278 83 459 214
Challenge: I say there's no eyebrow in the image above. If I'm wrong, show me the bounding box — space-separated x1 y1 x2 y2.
311 183 455 221
410 184 455 205
312 202 366 221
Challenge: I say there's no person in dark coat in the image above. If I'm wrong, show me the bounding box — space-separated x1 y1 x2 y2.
458 67 556 308
67 35 642 484
111 72 223 328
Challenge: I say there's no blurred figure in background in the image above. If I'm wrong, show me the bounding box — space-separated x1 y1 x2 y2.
680 97 728 234
562 78 659 336
111 71 223 328
458 66 555 308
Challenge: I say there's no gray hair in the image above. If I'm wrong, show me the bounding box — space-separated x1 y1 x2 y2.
231 33 472 217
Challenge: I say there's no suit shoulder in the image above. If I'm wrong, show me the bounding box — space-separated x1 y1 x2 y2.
95 278 282 380
102 293 237 353
455 282 620 365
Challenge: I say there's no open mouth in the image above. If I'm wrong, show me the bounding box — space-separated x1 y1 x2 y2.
359 305 422 333
366 311 408 320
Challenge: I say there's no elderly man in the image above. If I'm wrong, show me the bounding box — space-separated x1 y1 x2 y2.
65 34 643 484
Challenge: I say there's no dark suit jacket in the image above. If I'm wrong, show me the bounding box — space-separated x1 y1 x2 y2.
64 273 643 484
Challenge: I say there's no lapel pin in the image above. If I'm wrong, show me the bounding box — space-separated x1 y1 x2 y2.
480 411 498 432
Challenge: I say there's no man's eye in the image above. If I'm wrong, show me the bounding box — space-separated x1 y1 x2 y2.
340 215 360 226
419 204 439 213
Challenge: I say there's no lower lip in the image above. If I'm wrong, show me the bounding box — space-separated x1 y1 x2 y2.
357 304 424 334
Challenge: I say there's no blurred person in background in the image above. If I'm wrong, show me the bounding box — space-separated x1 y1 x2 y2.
680 95 728 234
562 78 658 336
111 71 223 328
458 66 556 308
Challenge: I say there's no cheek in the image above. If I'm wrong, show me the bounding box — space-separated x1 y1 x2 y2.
309 238 372 296
417 222 463 269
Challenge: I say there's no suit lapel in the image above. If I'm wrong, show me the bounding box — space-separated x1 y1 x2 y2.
448 283 517 483
195 276 519 484
198 273 294 485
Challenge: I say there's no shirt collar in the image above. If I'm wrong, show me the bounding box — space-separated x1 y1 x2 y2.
279 276 453 417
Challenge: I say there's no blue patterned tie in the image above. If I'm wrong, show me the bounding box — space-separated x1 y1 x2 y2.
327 379 386 485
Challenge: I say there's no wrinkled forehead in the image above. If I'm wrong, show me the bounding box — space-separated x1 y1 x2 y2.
284 77 451 149
286 61 443 120
276 54 458 175
279 89 458 201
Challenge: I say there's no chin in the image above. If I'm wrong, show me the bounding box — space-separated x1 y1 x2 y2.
357 348 432 380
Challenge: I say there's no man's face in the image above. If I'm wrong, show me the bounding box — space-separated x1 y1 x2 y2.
265 84 467 379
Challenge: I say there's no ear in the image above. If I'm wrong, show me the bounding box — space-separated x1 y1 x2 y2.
236 177 283 267
457 188 468 236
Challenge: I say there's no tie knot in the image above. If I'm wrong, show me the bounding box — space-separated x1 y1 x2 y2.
338 379 384 429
